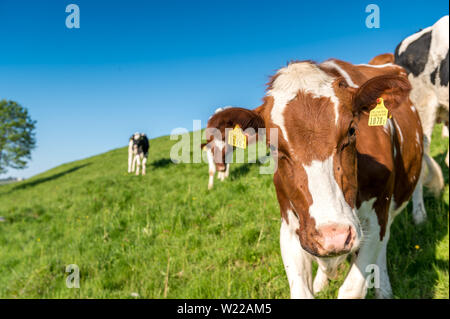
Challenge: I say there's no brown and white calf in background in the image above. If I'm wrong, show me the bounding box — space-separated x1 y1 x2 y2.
202 106 263 189
128 132 149 175
209 59 423 298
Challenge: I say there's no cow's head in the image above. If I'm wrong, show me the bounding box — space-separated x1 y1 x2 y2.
211 62 411 257
203 107 264 172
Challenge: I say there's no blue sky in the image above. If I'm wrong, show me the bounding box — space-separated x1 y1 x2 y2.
0 0 448 178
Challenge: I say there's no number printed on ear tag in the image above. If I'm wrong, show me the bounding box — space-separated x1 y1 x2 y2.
228 125 247 149
368 97 389 126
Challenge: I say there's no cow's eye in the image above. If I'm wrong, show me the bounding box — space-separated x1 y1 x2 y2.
278 150 291 163
339 80 348 88
348 127 356 137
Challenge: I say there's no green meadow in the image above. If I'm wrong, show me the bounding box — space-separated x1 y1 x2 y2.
0 125 448 299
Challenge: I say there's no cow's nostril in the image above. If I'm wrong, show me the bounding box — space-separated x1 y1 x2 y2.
344 226 353 247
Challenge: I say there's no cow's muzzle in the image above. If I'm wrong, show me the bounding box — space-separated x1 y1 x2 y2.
302 224 357 257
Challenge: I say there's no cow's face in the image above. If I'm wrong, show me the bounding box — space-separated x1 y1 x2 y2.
266 63 360 257
204 107 264 173
211 62 411 257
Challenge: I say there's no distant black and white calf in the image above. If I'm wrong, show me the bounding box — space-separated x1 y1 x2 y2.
394 15 448 223
128 132 149 175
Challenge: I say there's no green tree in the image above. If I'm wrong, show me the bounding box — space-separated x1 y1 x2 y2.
0 100 36 174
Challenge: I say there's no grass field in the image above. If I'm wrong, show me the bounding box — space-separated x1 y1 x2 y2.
0 125 448 299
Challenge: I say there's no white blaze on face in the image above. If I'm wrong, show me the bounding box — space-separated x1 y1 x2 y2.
303 156 359 231
268 62 340 142
214 139 226 151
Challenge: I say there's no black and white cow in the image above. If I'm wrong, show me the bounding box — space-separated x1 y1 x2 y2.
128 132 149 175
393 15 449 223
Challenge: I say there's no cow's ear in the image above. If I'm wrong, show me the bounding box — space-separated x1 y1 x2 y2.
208 107 266 131
368 53 395 65
352 75 411 114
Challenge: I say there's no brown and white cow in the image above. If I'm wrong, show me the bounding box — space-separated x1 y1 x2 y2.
202 107 263 189
208 59 423 298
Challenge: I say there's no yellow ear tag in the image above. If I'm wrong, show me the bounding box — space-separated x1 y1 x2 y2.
228 125 247 149
368 97 389 126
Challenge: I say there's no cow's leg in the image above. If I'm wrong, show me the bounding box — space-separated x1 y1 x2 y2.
412 169 427 224
423 151 444 197
313 255 346 295
313 267 329 295
414 96 444 196
444 122 449 167
135 154 141 176
141 154 147 175
206 149 216 190
411 122 442 224
131 153 137 173
338 201 381 299
224 163 230 178
374 201 407 299
437 109 449 166
128 141 134 173
280 210 314 299
374 227 393 299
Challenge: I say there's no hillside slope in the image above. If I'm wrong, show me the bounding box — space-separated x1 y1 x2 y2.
0 127 448 298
